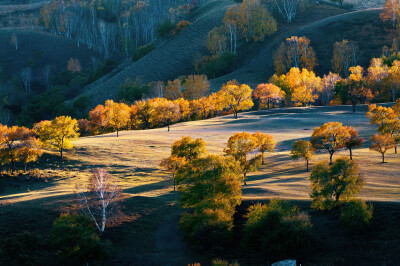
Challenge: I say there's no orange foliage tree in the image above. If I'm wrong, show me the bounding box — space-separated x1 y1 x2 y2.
380 0 400 28
105 100 131 137
286 68 321 107
154 99 181 131
252 132 275 164
370 134 396 163
253 83 285 109
344 126 364 160
311 122 351 164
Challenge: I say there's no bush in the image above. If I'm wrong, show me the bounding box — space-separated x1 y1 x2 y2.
156 20 176 37
132 44 156 62
51 214 111 265
244 200 312 260
0 231 44 265
179 208 233 251
341 199 373 229
173 20 191 34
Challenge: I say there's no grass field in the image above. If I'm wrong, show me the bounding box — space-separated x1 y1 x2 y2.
1 104 400 264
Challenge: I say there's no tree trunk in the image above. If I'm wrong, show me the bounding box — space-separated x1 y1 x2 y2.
352 104 356 113
349 148 353 160
395 145 397 154
173 173 175 191
329 151 334 165
243 172 247 186
117 128 119 137
168 122 170 132
306 159 309 172
234 110 238 119
382 152 385 163
60 149 63 160
261 151 265 165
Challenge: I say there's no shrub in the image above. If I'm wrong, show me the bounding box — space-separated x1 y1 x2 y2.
156 20 176 37
244 200 312 260
173 20 191 34
0 231 44 265
341 199 373 229
132 44 156 62
51 214 111 265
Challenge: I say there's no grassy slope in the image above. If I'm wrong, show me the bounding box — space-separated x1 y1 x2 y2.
210 8 395 89
0 29 99 77
73 0 236 107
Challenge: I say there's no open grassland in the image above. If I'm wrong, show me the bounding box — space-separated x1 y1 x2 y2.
1 105 400 264
1 104 399 204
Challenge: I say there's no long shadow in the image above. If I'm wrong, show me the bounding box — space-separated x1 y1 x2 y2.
123 179 173 194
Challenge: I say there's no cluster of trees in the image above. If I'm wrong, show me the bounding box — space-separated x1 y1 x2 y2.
39 0 204 58
272 35 400 109
366 100 400 162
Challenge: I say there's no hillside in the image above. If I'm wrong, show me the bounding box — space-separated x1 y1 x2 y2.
0 29 99 77
71 0 236 107
210 8 394 88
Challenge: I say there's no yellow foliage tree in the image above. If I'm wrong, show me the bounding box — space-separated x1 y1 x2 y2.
286 67 321 106
290 140 315 171
216 83 254 119
183 75 210 100
165 79 183 100
154 99 182 131
252 132 275 164
38 116 79 160
370 134 396 163
160 156 186 191
105 100 131 137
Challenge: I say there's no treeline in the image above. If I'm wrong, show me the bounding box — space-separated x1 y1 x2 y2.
39 0 206 58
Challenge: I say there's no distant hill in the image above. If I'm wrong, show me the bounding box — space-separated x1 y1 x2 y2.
0 29 99 77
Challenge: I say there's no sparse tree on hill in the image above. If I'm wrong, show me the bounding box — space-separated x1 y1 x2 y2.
369 134 396 163
38 116 79 160
216 83 254 119
274 36 317 74
207 26 227 56
105 100 131 137
67 58 82 73
310 157 364 210
331 40 358 77
290 139 315 171
77 169 121 233
272 0 300 23
320 72 341 106
224 6 240 54
344 127 364 160
380 0 400 28
311 122 351 164
252 132 275 164
19 68 32 95
224 132 260 185
10 33 18 50
160 156 186 191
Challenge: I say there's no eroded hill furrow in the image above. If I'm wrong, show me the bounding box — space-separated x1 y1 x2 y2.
77 0 236 107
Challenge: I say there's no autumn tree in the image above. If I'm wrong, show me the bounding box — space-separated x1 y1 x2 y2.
370 134 396 163
310 157 364 210
77 169 121 233
20 137 43 172
366 104 400 153
224 132 260 185
344 127 364 160
207 26 227 56
105 100 131 137
272 0 301 23
311 122 351 164
273 36 317 75
171 136 207 162
176 154 242 248
290 140 315 171
190 94 216 120
380 0 400 28
173 98 191 121
367 58 389 86
160 156 186 191
38 116 79 160
253 83 286 109
154 99 181 131
183 75 210 100
67 58 82 73
388 60 400 101
165 79 183 100
89 104 108 134
335 66 373 112
331 40 358 77
252 132 275 164
135 99 156 129
224 6 240 54
320 72 341 106
216 83 254 119
286 67 321 106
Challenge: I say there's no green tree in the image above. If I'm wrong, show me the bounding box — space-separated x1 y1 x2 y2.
290 140 315 171
38 116 79 159
310 157 364 210
171 136 207 162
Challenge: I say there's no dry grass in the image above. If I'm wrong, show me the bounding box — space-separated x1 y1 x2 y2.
2 104 398 205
